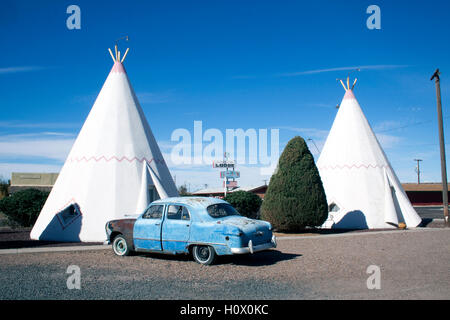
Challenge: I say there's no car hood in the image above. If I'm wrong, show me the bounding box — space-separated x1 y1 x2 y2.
219 216 271 233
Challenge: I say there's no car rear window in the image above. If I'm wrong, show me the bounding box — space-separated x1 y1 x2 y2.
207 203 240 218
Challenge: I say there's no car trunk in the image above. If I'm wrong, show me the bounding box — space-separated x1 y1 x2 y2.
220 216 272 246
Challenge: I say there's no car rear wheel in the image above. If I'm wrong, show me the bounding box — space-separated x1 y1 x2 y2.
192 245 216 265
112 235 131 256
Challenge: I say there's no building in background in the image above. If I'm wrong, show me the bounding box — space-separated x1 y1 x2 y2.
402 183 450 206
192 184 268 199
193 182 448 206
9 173 59 194
8 172 449 207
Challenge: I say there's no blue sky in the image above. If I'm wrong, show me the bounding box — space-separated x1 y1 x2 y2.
1 0 450 191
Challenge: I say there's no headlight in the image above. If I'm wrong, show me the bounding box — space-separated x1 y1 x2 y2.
105 222 112 234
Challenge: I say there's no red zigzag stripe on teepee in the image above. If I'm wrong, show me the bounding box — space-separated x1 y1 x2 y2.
318 164 389 170
68 156 166 164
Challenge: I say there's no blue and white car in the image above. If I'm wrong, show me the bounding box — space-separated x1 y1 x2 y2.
105 197 277 265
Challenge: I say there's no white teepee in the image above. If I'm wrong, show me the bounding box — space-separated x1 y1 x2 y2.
317 79 422 229
30 46 178 242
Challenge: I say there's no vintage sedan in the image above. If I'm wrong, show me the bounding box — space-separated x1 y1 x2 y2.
105 197 277 265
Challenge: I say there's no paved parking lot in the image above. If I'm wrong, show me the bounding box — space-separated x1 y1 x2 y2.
414 206 449 220
0 228 448 300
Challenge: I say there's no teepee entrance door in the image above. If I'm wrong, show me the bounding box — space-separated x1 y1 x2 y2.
149 185 160 203
390 186 405 226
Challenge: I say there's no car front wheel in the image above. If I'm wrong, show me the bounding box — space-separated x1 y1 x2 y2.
192 245 216 265
112 235 131 256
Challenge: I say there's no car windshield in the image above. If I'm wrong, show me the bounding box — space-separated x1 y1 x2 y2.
207 203 240 218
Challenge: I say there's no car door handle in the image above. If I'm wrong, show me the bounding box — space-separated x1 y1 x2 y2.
186 224 190 227
155 223 161 226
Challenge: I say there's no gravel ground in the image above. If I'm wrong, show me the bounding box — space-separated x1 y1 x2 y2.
0 228 449 300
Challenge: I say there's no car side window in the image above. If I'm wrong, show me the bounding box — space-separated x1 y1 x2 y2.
167 205 190 221
142 205 164 219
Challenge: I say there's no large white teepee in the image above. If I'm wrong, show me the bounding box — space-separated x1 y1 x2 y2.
317 79 422 229
30 47 178 242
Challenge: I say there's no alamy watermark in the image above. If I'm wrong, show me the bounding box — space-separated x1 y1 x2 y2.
66 265 81 290
66 5 81 30
366 265 381 290
366 5 381 30
171 121 279 175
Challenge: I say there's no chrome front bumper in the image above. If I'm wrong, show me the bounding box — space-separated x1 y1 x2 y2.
230 235 277 254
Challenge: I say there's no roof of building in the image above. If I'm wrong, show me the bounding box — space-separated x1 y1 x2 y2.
192 184 267 195
401 183 450 192
11 172 59 187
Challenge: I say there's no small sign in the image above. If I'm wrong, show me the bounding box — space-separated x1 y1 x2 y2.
223 180 238 188
213 161 235 168
220 171 240 179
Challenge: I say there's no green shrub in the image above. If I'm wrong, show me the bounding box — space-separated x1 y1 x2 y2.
0 178 9 200
224 190 262 219
0 188 49 227
178 184 191 196
260 136 328 231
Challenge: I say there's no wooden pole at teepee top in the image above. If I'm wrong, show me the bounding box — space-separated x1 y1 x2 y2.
121 48 130 63
108 48 116 62
113 36 130 64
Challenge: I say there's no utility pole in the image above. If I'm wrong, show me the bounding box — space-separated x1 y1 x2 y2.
414 159 422 184
431 69 449 226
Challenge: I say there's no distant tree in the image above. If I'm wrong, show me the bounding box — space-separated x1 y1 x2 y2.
178 184 190 196
261 136 328 231
0 188 49 227
0 178 9 199
224 190 262 219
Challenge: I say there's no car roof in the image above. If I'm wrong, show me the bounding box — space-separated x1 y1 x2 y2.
151 196 227 209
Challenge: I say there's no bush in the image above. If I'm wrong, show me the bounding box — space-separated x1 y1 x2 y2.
178 184 191 196
0 178 9 200
0 189 49 227
260 136 328 231
224 190 262 219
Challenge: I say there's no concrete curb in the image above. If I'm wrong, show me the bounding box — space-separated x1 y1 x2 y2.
0 244 111 255
277 227 450 241
1 228 448 255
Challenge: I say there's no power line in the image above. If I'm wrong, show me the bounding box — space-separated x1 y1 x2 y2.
374 114 450 134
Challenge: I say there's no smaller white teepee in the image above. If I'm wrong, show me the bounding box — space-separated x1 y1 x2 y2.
317 78 422 229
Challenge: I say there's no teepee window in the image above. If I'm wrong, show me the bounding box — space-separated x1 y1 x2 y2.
56 203 81 229
329 203 340 213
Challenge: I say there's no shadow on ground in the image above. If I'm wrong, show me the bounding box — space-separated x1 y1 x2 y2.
135 250 300 267
0 229 101 249
219 250 301 267
275 228 366 236
420 218 434 227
